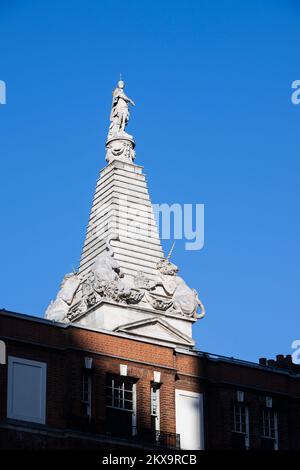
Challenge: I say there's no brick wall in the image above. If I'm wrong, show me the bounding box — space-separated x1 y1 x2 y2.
0 310 299 450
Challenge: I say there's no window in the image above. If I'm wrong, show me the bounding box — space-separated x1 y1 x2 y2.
106 375 136 438
82 371 91 418
151 384 159 416
7 356 47 424
260 408 278 449
106 376 134 410
151 383 160 434
266 396 273 408
231 403 250 449
0 340 6 365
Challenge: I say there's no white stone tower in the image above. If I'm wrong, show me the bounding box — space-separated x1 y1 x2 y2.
45 80 205 348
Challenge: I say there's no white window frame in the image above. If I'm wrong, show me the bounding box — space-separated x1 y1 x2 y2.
82 371 92 420
0 340 6 364
151 383 160 433
266 396 273 408
107 377 134 411
132 383 137 436
261 408 279 450
232 403 250 449
7 356 47 424
106 376 137 436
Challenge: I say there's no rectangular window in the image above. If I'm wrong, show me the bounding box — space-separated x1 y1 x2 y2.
151 384 159 416
260 408 278 449
231 403 250 449
151 383 160 435
82 372 91 418
266 396 273 409
106 375 136 438
106 376 134 411
7 356 47 424
0 340 6 364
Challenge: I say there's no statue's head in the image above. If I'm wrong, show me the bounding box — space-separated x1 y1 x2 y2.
157 258 179 276
61 272 76 287
118 80 125 89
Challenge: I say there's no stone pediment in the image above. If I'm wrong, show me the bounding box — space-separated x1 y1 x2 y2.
114 317 195 347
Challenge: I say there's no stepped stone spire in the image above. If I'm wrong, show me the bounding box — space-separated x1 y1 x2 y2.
45 80 204 348
79 80 163 282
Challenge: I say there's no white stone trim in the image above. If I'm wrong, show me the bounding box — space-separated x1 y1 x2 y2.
0 340 6 364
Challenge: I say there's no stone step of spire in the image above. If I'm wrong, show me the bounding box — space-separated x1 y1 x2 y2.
81 232 163 262
80 242 163 274
78 160 165 283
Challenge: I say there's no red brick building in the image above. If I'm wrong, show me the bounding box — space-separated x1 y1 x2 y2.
0 308 299 450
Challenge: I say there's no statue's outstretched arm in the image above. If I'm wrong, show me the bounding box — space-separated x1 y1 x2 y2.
121 91 135 106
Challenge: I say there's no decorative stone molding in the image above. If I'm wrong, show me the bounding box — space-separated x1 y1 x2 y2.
46 249 205 324
106 136 135 164
154 258 205 320
114 317 195 347
145 291 173 311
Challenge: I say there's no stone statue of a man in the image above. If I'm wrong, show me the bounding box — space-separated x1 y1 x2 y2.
108 80 135 138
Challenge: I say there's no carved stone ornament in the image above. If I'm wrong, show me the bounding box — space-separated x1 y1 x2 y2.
106 137 135 163
133 271 155 290
152 258 206 320
45 253 205 322
45 272 82 323
156 258 179 276
107 80 135 139
46 235 152 322
145 291 173 311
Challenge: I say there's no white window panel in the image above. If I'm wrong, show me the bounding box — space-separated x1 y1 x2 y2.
232 403 250 449
175 390 204 450
7 356 47 424
0 340 6 364
261 408 278 444
266 396 273 408
151 384 160 433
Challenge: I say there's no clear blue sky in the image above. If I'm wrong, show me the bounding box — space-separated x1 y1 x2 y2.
1 0 299 362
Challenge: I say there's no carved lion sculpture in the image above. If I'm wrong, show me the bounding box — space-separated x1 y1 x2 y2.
172 278 205 318
45 273 81 322
93 251 122 283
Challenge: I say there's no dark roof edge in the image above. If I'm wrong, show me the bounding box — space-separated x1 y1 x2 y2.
0 308 65 328
195 350 300 378
1 309 299 378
